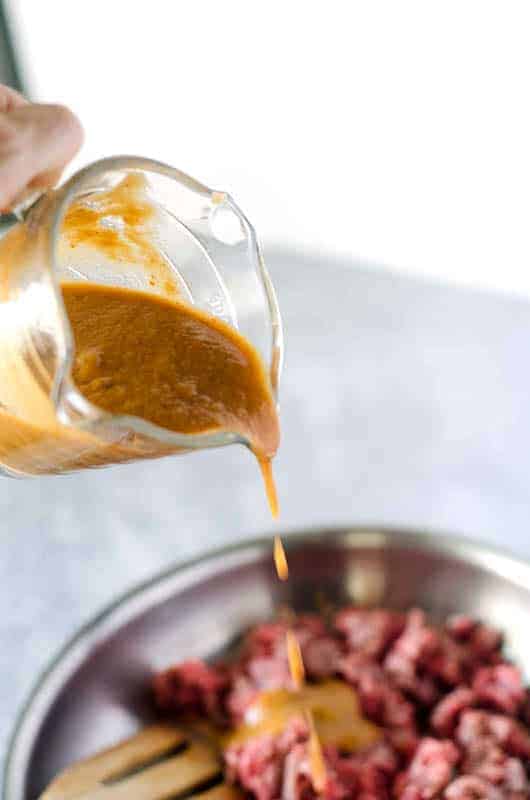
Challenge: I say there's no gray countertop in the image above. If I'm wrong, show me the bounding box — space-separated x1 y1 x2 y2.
2 248 530 766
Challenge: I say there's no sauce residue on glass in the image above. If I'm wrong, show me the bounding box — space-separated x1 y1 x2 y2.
62 174 174 283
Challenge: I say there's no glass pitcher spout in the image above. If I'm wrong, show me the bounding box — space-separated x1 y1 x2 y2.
0 156 283 476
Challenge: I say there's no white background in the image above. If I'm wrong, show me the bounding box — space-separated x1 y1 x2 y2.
7 1 530 297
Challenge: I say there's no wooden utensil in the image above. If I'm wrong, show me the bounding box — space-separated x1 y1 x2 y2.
40 723 241 800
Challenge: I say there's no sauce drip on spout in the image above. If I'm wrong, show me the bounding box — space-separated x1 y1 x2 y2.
259 457 279 519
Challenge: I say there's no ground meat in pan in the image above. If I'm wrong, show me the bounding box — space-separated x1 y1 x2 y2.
153 608 530 799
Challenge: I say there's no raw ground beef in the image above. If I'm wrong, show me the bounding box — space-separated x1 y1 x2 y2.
153 608 530 799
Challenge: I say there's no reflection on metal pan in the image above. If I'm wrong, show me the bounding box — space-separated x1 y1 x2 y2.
5 526 530 800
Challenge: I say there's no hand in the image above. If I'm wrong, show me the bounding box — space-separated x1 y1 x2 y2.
0 84 83 212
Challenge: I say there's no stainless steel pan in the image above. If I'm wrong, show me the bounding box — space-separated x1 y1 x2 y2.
5 527 530 800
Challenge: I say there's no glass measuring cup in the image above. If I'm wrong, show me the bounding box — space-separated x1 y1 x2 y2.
0 156 283 476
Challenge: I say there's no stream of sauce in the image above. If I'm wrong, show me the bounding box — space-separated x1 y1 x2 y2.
259 459 280 520
286 629 305 689
271 540 382 792
226 631 381 794
274 535 289 581
273 537 328 792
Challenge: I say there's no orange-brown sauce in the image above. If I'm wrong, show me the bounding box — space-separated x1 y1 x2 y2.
286 630 305 689
270 535 380 793
61 282 280 506
272 530 329 789
273 535 289 581
259 457 280 519
224 680 380 754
